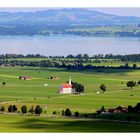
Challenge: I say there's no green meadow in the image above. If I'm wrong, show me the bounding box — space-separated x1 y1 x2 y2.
0 66 140 132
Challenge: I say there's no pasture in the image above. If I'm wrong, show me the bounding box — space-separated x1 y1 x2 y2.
0 66 140 132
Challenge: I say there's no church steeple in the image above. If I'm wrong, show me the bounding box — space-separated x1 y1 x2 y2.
69 77 71 85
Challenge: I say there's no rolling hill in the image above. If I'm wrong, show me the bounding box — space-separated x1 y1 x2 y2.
0 8 140 36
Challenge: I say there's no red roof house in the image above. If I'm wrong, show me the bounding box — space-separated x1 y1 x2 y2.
19 76 31 80
58 78 73 94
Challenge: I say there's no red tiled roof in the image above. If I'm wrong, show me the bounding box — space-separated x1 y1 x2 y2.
19 76 31 79
61 83 72 88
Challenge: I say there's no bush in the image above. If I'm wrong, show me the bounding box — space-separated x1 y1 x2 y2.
1 106 5 112
52 111 57 115
13 105 17 112
29 106 34 115
2 82 6 86
74 111 80 117
62 110 65 116
44 110 47 114
65 108 72 116
21 105 27 114
127 105 133 112
134 103 140 112
101 106 105 112
116 106 123 111
8 105 13 113
35 105 42 115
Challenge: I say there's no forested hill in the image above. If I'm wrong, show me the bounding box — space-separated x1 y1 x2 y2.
1 8 140 25
0 8 140 36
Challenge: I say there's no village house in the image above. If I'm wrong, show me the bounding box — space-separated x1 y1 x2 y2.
58 77 73 94
48 76 59 80
0 64 17 67
19 76 31 80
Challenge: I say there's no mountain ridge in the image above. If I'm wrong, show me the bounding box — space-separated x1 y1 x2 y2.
0 8 140 36
0 8 140 25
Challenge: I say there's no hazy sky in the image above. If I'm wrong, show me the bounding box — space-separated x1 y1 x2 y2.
0 8 139 17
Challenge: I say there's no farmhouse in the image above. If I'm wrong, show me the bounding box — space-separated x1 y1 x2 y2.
48 76 59 80
0 64 17 67
58 77 72 94
19 76 31 80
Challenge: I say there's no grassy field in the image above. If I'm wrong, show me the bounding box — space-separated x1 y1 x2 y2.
0 114 140 132
0 66 140 132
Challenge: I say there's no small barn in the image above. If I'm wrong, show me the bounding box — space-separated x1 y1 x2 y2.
58 77 72 94
19 76 31 80
48 76 59 80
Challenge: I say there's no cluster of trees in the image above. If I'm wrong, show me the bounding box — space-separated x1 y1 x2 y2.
1 60 139 72
97 103 140 114
21 105 43 115
126 81 136 90
0 54 46 59
127 103 140 113
62 108 80 118
1 54 140 72
67 81 84 94
8 105 17 112
67 54 140 62
126 80 140 90
0 105 43 115
66 63 140 71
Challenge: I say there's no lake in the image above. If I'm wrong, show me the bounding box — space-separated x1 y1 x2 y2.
0 35 140 56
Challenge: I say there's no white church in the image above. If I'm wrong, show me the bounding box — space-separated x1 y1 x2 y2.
58 77 73 94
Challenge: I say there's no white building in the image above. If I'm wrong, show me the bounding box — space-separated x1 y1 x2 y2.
58 77 72 94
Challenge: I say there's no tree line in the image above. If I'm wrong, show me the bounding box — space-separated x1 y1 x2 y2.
1 53 140 62
0 105 43 115
0 59 140 71
0 104 80 118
